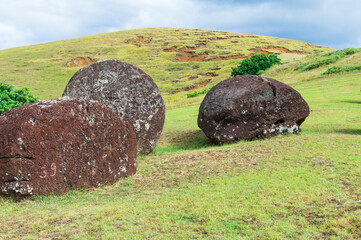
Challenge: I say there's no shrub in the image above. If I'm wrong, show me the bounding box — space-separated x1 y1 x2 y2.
322 65 361 75
186 86 212 98
295 48 361 72
231 53 281 76
0 82 39 114
302 55 341 71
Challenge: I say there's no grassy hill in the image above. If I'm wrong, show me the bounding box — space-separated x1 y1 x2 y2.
1 28 361 239
0 27 330 108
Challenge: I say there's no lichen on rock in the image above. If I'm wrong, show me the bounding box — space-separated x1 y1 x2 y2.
198 75 310 144
62 59 165 155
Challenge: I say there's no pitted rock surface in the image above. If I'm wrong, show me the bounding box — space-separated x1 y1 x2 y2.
198 75 310 144
62 59 165 155
0 98 137 197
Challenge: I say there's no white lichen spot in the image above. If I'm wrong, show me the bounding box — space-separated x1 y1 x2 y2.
134 120 141 132
242 110 247 114
120 166 127 173
29 117 35 126
145 123 150 131
17 137 24 150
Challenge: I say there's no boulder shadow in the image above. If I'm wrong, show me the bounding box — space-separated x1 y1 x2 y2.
334 129 361 135
340 100 361 104
162 129 213 151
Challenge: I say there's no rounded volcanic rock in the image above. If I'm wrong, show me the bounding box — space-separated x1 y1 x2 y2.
198 75 310 144
62 59 165 155
0 98 137 197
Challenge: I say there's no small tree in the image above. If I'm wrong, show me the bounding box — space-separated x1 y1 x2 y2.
0 82 39 114
231 53 281 76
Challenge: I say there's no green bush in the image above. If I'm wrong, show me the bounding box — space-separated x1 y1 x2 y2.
302 55 341 71
322 65 361 75
0 82 39 114
186 86 213 98
295 48 361 72
231 53 281 76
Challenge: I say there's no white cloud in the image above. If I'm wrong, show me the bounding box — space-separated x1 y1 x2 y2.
0 22 32 49
0 0 361 50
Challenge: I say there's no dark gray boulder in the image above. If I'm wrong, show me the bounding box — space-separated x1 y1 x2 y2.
62 60 165 155
198 75 310 144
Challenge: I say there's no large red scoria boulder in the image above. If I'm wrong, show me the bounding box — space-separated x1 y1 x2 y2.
0 98 137 197
198 75 310 144
62 59 165 155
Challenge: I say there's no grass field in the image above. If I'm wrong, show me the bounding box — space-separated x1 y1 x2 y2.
1 71 360 239
1 28 361 239
0 27 330 106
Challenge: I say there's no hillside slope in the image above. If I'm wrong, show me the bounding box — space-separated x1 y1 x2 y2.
266 48 361 84
0 27 330 105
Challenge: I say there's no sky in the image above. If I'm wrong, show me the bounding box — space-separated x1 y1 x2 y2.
1 0 361 50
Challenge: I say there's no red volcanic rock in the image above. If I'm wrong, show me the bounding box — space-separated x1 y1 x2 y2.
62 59 165 155
198 75 310 144
0 98 137 197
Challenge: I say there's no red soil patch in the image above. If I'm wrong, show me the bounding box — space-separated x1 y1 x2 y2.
209 37 229 41
266 46 307 54
196 41 207 47
249 48 273 55
125 36 152 47
163 46 177 52
185 79 211 91
199 72 218 77
176 47 207 62
65 57 96 67
176 46 246 62
209 54 245 61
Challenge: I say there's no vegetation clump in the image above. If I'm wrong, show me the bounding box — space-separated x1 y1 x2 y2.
322 64 361 75
186 86 213 98
0 82 39 114
231 53 281 76
295 48 361 72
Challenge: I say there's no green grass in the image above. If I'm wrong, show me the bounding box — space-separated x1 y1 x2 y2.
0 27 330 108
1 67 360 239
1 28 360 239
294 48 360 72
266 49 361 85
322 65 361 75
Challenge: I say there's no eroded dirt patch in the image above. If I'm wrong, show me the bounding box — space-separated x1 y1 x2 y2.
185 79 212 91
65 57 96 67
249 48 273 55
209 54 246 61
177 48 207 62
125 36 152 47
266 46 308 54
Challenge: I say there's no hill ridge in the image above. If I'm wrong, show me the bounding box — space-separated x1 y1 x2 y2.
0 27 331 105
